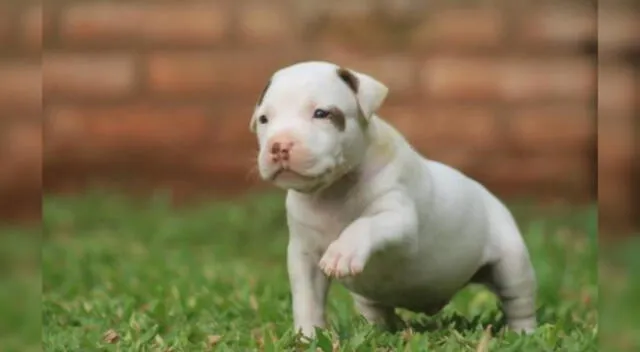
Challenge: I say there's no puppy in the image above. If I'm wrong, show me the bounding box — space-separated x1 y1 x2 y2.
250 61 537 337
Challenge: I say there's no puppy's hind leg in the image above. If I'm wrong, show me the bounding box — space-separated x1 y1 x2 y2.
351 293 404 331
490 240 538 334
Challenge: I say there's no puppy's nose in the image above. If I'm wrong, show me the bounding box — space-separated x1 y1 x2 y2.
269 140 294 162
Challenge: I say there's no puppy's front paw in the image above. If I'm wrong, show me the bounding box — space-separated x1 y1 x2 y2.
294 324 321 340
318 239 369 278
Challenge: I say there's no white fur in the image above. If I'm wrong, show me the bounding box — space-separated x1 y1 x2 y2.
251 61 537 337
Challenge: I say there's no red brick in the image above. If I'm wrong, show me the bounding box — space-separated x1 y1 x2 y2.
59 3 141 44
46 105 214 158
143 3 231 45
518 5 596 48
193 149 258 178
22 5 43 51
147 53 219 94
599 192 633 231
381 105 499 152
146 52 300 96
237 1 294 45
598 64 636 115
427 149 479 171
598 110 635 173
0 121 43 195
0 4 10 46
421 56 595 102
213 104 258 149
598 159 633 195
598 116 634 172
316 52 418 98
420 56 503 101
0 121 42 169
476 155 592 196
0 63 42 113
60 3 231 46
598 157 634 228
379 0 429 20
599 172 632 203
502 58 595 102
411 9 504 50
312 0 414 53
315 0 377 19
295 0 375 34
44 54 136 98
598 11 640 56
0 189 42 224
507 106 594 152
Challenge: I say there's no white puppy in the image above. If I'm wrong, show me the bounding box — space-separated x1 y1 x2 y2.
250 61 537 337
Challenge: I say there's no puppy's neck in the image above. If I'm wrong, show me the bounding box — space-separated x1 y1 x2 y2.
305 116 399 202
358 115 402 180
365 116 400 164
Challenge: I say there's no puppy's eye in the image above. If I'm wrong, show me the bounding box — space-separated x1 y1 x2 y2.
313 109 330 119
258 115 269 124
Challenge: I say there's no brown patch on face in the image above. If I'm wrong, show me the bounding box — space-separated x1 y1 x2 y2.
336 67 359 93
328 106 346 131
256 79 271 106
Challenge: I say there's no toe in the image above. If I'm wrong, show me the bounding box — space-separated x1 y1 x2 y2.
349 261 363 275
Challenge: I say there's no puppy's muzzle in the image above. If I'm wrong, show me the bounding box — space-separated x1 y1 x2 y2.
265 134 311 181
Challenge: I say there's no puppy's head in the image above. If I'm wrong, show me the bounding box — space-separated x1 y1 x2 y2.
250 61 388 193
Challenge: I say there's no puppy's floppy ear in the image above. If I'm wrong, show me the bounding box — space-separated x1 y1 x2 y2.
249 114 258 133
250 78 272 132
336 67 389 120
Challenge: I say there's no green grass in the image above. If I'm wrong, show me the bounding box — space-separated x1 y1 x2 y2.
0 227 40 352
599 237 640 351
38 191 601 351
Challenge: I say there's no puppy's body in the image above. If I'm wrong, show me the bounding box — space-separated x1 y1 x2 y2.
251 61 537 337
286 118 535 330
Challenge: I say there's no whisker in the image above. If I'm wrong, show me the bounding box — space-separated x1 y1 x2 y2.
244 154 261 181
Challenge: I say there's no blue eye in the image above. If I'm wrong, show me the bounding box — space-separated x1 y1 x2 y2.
313 109 330 119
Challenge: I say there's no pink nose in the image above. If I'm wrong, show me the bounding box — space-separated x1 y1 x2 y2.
270 140 294 163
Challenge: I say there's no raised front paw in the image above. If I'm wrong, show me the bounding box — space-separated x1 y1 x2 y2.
318 239 370 278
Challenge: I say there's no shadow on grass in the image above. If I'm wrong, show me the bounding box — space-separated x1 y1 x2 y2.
403 306 560 336
404 311 506 335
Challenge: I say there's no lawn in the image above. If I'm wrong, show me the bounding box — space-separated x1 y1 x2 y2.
0 226 40 352
38 191 601 351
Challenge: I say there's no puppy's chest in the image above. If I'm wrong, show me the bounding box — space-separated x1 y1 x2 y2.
292 201 361 250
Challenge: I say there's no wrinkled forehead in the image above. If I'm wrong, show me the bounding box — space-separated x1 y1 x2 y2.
261 65 355 113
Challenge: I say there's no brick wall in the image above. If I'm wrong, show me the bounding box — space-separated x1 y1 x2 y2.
0 0 636 229
598 3 640 235
0 0 43 222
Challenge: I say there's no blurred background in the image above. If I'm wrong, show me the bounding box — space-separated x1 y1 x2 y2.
2 0 616 226
0 0 638 350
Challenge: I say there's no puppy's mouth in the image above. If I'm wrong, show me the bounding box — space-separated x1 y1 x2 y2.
266 162 352 193
269 167 318 182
